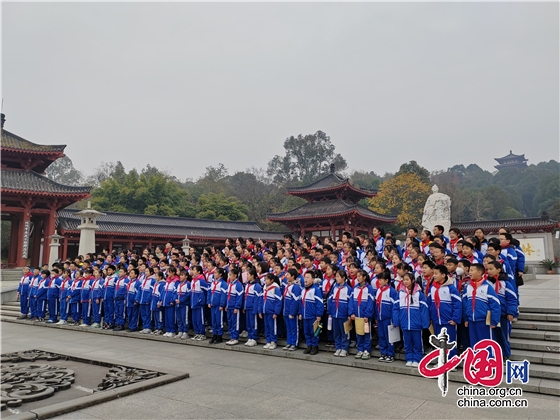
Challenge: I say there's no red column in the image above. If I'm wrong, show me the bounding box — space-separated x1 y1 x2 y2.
17 207 32 267
108 238 114 254
8 216 20 265
62 235 68 261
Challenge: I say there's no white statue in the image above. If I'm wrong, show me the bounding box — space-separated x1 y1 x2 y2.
422 185 451 235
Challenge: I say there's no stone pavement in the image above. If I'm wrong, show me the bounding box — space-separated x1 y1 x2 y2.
1 322 559 420
519 275 560 309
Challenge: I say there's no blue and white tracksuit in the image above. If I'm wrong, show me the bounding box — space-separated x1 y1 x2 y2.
488 274 518 357
283 282 302 347
374 285 398 358
80 277 93 325
136 276 156 330
393 285 430 363
260 284 283 344
28 275 41 318
461 280 501 347
59 278 73 321
161 279 178 333
327 283 352 352
243 282 262 341
174 281 191 334
191 275 209 335
151 280 166 331
350 284 375 353
299 284 323 348
90 278 105 324
207 279 227 336
126 278 141 330
226 280 244 340
36 277 50 319
427 280 462 358
69 279 82 322
46 276 62 322
114 276 129 327
18 274 32 315
103 274 117 326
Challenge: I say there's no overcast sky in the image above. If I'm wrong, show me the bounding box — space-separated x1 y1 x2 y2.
3 2 558 181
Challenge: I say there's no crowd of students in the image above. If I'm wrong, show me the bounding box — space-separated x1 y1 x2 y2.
16 224 523 365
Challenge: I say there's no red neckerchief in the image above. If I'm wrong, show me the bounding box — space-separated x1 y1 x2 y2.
283 283 291 298
434 259 445 266
405 286 414 309
211 280 219 295
205 268 216 281
469 278 485 313
115 275 126 292
245 282 254 299
126 277 136 293
61 278 69 291
227 280 237 301
423 275 433 295
324 279 333 295
192 274 204 290
432 281 442 312
373 236 381 246
492 275 501 294
264 285 276 302
334 285 343 310
178 281 187 297
421 239 431 248
92 277 101 291
356 285 365 306
349 275 357 289
376 285 389 313
450 238 459 251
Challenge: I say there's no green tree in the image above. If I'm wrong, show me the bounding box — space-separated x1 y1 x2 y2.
195 193 248 221
267 131 347 185
45 156 85 186
396 161 431 184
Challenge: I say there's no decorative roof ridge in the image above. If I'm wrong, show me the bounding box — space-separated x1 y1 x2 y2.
1 129 67 153
286 173 346 191
266 198 353 217
59 207 262 227
1 168 91 193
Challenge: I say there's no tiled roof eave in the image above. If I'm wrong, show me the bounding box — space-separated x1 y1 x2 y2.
268 209 396 223
288 184 376 198
1 187 91 197
1 147 65 156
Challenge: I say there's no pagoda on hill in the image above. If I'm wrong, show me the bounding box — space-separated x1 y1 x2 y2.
1 114 91 267
267 164 397 239
494 150 528 171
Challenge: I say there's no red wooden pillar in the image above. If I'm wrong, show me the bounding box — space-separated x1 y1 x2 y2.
17 207 32 267
108 238 114 254
62 235 68 261
129 239 133 250
8 215 20 265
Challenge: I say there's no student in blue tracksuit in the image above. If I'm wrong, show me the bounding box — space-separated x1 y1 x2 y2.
80 269 94 326
68 270 83 325
152 271 166 335
16 266 32 319
374 271 398 363
327 269 352 357
393 272 430 367
243 268 262 347
260 273 283 350
207 268 227 344
350 270 375 360
90 269 105 328
282 268 302 351
299 271 323 355
499 233 522 306
161 267 179 337
125 268 141 332
426 265 462 360
46 268 62 323
486 244 514 283
102 265 117 329
28 268 41 320
174 269 191 339
462 263 501 347
486 261 518 359
57 269 72 325
225 267 244 345
36 270 51 321
113 268 129 331
136 267 156 334
190 265 209 341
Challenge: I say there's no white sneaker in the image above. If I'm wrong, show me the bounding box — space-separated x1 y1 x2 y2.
263 343 271 349
269 342 277 350
355 351 364 359
195 335 204 341
333 349 341 357
91 323 100 328
240 330 248 338
180 333 188 339
79 323 88 327
246 339 257 347
60 320 68 325
226 339 239 345
339 350 348 357
411 362 419 367
405 361 412 367
174 333 181 339
191 335 198 340
349 341 357 348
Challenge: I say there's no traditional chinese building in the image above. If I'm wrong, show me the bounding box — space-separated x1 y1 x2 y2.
494 150 528 171
1 114 91 267
267 164 397 239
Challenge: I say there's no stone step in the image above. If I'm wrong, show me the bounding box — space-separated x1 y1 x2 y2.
2 302 20 310
510 349 560 366
519 312 560 323
510 338 560 353
514 320 560 332
1 317 559 396
520 306 560 315
510 329 560 342
0 270 23 282
0 309 24 318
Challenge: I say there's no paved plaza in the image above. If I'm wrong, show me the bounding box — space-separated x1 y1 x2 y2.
1 320 558 420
